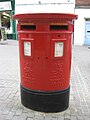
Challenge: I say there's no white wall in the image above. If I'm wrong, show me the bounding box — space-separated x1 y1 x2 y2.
74 9 90 46
15 0 75 14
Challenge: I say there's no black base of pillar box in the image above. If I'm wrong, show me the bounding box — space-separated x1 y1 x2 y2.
21 85 70 113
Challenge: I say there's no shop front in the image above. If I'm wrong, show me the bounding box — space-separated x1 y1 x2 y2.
0 0 16 40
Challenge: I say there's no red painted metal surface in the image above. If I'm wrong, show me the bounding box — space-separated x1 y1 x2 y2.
14 13 77 91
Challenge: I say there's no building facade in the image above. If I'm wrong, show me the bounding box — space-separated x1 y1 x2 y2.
74 0 90 45
15 0 75 14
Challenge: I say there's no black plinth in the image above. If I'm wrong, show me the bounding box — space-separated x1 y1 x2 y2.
21 85 70 113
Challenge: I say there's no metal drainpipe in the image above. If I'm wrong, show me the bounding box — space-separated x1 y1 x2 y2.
11 0 17 40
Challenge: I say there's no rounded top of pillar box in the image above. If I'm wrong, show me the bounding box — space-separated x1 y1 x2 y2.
13 13 78 22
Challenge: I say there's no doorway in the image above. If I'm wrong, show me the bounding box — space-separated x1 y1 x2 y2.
84 19 90 45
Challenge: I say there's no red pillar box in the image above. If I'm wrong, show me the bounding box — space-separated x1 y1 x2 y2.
13 13 77 112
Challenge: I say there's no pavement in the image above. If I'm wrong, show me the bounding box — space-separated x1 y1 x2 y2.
0 40 90 120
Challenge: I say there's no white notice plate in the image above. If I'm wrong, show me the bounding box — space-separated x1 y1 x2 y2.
24 42 31 56
54 42 64 57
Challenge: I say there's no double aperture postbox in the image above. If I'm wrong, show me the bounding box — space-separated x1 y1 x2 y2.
14 13 77 112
